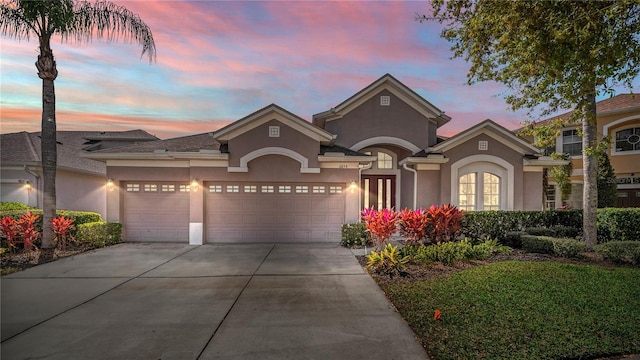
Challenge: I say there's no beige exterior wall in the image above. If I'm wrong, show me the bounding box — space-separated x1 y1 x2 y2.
56 171 107 217
228 119 320 168
325 89 436 150
416 170 441 208
523 171 544 210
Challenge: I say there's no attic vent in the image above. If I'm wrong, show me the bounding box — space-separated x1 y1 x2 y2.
478 140 488 151
269 126 280 138
380 95 390 106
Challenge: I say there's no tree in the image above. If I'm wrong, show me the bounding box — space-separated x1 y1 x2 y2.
421 0 640 250
597 147 617 208
0 0 155 262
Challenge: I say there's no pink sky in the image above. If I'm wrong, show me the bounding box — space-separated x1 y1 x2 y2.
1 1 637 140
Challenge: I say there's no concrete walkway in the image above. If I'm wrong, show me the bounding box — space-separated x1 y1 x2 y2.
1 243 428 360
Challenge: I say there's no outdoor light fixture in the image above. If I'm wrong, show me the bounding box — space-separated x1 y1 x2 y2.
191 179 200 192
350 181 357 194
107 179 115 192
23 181 32 191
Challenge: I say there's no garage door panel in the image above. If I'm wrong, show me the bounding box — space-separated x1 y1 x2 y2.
206 182 344 243
123 182 190 242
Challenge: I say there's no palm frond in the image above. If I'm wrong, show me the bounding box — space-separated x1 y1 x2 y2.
71 0 156 62
0 0 37 40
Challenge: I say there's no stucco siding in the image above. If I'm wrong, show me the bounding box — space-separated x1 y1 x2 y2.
416 170 440 208
523 171 543 210
56 171 106 218
228 120 320 168
325 89 434 150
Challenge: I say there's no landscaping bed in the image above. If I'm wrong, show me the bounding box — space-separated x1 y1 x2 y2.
1 242 98 276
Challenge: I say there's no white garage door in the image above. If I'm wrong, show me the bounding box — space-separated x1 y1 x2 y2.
206 182 345 243
122 182 190 242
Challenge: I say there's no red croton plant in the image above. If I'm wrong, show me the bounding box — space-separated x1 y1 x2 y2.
361 208 399 250
0 213 75 253
362 205 465 248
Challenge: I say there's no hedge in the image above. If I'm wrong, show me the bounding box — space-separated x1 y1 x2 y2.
340 222 370 247
460 209 640 244
76 222 123 247
0 202 32 211
594 241 640 265
0 209 102 235
521 235 584 258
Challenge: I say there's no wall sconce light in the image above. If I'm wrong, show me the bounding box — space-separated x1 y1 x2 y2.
106 179 115 192
350 181 358 194
191 179 200 192
23 180 32 191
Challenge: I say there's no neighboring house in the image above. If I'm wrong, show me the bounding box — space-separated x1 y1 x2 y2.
86 74 563 244
528 94 640 209
0 130 158 217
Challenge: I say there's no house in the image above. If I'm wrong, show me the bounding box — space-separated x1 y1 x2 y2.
85 74 563 244
0 130 158 217
528 94 640 208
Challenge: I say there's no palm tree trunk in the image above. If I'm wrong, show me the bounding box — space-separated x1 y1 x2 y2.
582 93 598 251
37 35 58 264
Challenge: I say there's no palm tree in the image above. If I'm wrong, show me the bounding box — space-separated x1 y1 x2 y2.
0 0 155 262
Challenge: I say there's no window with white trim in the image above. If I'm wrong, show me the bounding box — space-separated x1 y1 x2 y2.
209 185 222 193
615 127 640 152
278 185 291 193
179 185 190 192
244 185 257 193
261 185 274 193
562 129 582 156
161 184 175 192
458 173 476 211
544 184 557 210
377 151 393 169
126 183 140 192
226 185 239 193
144 184 157 192
458 172 501 211
295 185 308 193
312 186 325 194
329 186 342 194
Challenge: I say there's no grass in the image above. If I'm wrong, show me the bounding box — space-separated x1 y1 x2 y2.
384 261 640 360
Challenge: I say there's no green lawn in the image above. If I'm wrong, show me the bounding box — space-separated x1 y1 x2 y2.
384 261 640 360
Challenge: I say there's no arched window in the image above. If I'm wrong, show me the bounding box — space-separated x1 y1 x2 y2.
615 127 640 152
451 155 513 211
458 172 501 211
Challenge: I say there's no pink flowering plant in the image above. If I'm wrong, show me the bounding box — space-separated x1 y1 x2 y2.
397 208 429 246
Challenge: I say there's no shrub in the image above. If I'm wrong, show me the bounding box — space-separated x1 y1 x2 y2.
551 238 585 258
504 231 524 248
468 239 511 260
595 241 640 265
460 210 583 242
340 222 370 247
521 235 555 255
397 208 429 245
366 243 410 277
522 235 584 258
361 208 398 250
425 204 464 243
76 222 122 247
52 216 75 250
0 209 101 235
597 208 640 243
0 202 32 211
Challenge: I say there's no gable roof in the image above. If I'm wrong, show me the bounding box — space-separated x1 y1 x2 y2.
433 119 541 154
0 130 157 175
312 73 451 128
213 104 336 144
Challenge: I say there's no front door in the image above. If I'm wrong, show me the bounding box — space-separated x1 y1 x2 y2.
361 175 396 210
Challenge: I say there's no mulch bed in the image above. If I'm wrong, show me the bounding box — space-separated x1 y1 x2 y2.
1 243 97 275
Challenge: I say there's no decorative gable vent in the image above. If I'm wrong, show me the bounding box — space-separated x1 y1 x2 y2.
380 95 390 106
479 140 488 151
269 126 280 137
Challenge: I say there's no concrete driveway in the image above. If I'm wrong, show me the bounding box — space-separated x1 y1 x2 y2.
1 243 428 359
